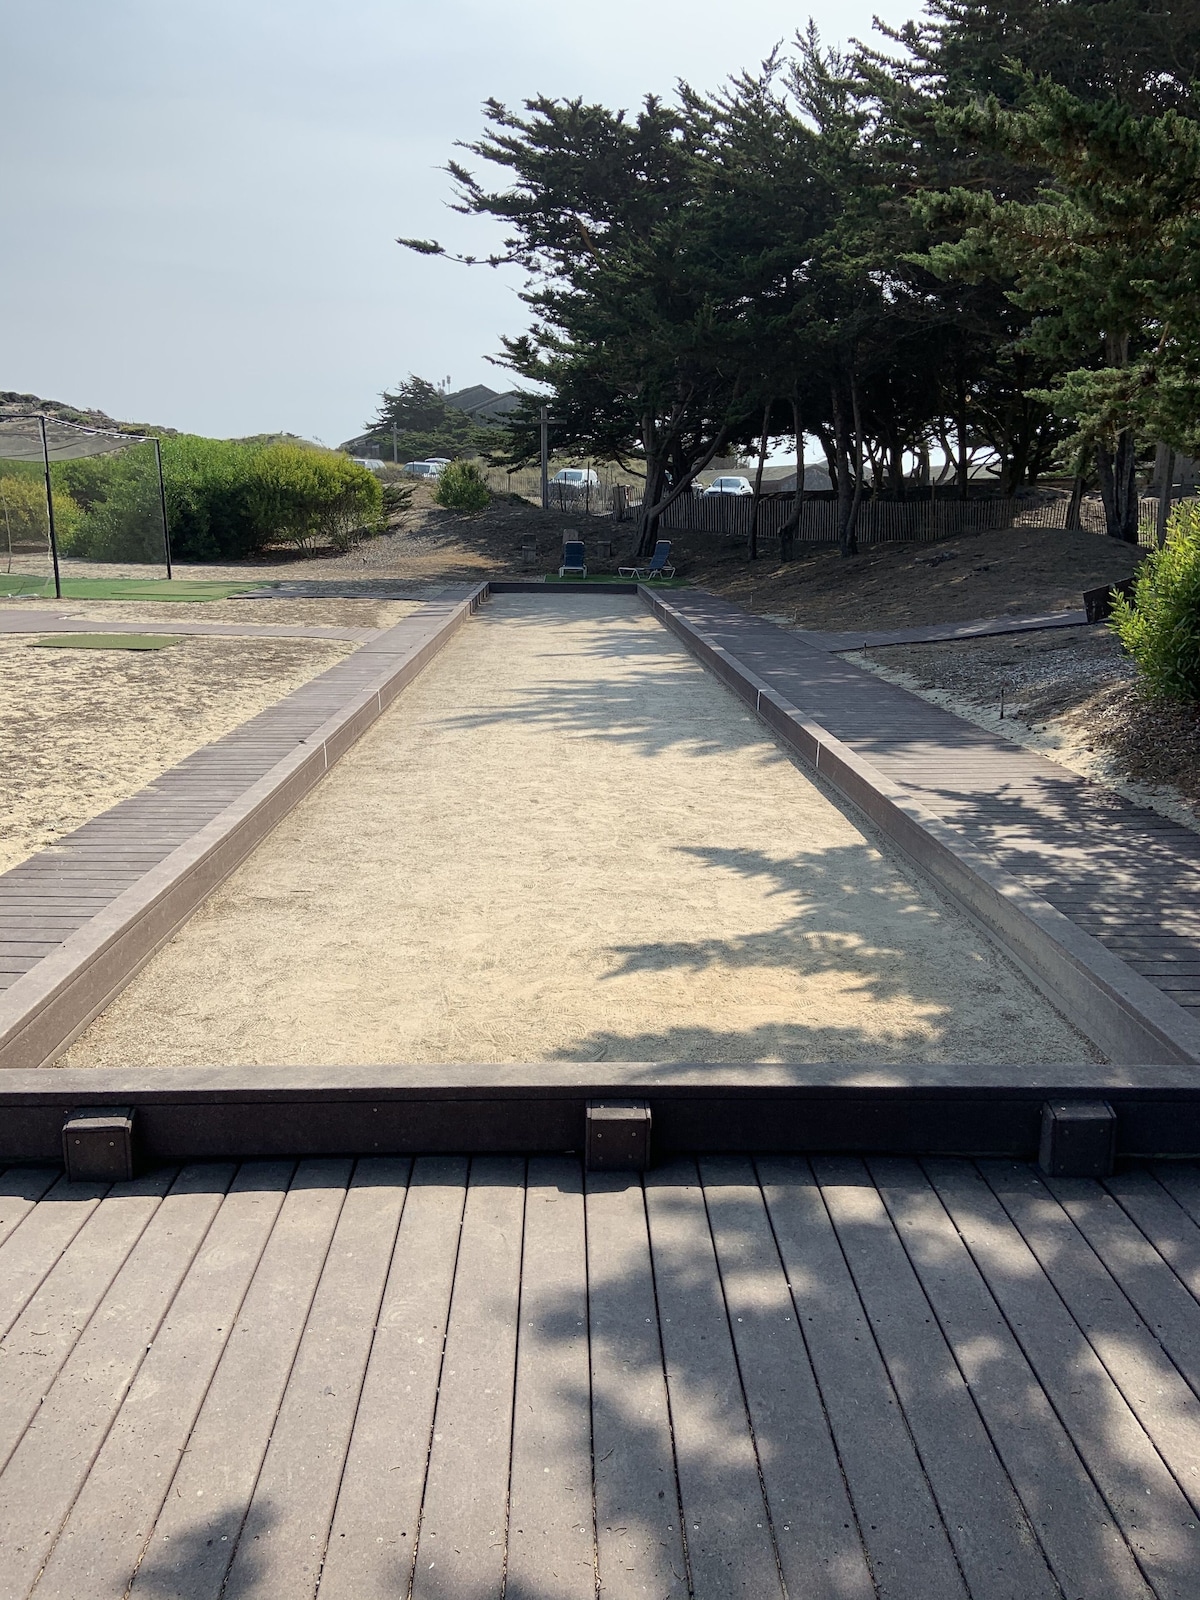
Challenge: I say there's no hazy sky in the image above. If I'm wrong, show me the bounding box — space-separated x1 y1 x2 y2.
4 0 918 444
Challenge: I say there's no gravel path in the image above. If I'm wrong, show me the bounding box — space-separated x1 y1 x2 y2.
62 595 1096 1068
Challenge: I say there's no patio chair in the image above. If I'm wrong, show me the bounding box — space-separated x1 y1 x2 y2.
559 540 587 578
619 539 675 580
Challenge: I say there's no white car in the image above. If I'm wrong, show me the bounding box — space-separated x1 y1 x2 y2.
403 460 445 478
350 458 387 473
702 475 754 496
551 468 600 489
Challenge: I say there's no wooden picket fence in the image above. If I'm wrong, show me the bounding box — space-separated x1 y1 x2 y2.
646 489 1170 548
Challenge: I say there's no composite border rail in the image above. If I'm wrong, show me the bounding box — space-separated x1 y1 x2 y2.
2 579 1199 1175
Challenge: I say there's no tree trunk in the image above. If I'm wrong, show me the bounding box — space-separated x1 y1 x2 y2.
778 391 804 562
955 368 969 501
1095 431 1139 543
832 381 854 557
748 399 771 562
1155 445 1175 547
846 370 865 556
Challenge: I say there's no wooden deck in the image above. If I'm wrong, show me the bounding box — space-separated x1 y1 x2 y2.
2 1154 1200 1599
660 593 1200 1026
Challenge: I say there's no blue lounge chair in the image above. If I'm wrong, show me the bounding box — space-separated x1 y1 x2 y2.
619 539 675 580
559 540 587 578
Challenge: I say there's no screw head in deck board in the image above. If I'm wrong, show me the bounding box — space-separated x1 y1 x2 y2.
586 1099 652 1171
62 1106 135 1183
1038 1099 1116 1178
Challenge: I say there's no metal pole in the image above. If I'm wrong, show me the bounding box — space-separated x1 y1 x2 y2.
39 415 62 600
154 437 173 578
393 423 398 465
540 405 549 511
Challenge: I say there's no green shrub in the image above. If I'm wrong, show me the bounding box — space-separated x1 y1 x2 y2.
433 459 491 513
0 471 83 553
57 437 383 563
1109 500 1200 701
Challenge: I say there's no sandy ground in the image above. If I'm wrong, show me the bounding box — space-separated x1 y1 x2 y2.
0 632 355 874
6 596 420 629
62 595 1095 1068
853 627 1200 837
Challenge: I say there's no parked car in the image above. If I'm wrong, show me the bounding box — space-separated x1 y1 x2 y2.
403 460 445 478
702 475 754 497
551 468 600 489
350 458 386 473
424 457 453 467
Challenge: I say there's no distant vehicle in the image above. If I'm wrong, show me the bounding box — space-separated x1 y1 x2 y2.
403 460 445 478
350 458 386 473
424 457 453 467
551 468 600 489
702 475 754 497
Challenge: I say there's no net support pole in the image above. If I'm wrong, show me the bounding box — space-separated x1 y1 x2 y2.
540 405 549 511
39 415 62 600
153 438 173 578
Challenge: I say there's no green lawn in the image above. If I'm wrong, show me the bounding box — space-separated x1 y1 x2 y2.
0 576 266 602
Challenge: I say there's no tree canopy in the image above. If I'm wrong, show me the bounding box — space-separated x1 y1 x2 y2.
402 0 1200 551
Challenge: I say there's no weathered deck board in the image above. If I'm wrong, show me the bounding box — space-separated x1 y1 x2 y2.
1 1157 1199 1599
506 1157 593 1600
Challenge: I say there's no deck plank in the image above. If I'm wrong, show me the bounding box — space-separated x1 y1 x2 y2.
586 1172 688 1600
505 1156 594 1600
988 1162 1200 1514
815 1156 1060 1600
700 1156 874 1600
0 1174 109 1340
0 1165 233 1600
222 1158 410 1600
1105 1166 1200 1301
127 1160 352 1600
645 1160 783 1599
873 1157 1156 1600
928 1160 1199 1599
0 1166 61 1253
31 1163 293 1600
409 1157 525 1600
319 1156 468 1600
758 1156 969 1600
0 1171 172 1473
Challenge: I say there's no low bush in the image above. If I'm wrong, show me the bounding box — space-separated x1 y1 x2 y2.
433 459 491 513
57 437 382 563
1109 501 1200 702
0 468 83 553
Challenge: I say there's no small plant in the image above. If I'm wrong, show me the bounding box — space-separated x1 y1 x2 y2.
1109 500 1200 702
433 459 491 513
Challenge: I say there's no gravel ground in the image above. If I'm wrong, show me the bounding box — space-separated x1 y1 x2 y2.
62 595 1096 1069
0 631 355 874
854 626 1200 833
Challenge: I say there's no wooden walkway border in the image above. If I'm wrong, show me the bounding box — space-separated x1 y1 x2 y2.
2 1059 1200 1166
2 1153 1199 1600
0 585 487 1072
643 589 1200 1066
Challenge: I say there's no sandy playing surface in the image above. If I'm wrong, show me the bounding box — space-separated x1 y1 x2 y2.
61 595 1096 1068
0 632 354 875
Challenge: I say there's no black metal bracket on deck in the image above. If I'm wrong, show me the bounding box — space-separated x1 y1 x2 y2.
586 1100 652 1171
62 1107 135 1183
1038 1099 1116 1178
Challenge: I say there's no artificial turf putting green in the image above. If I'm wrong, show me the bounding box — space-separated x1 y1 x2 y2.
29 634 181 651
0 576 265 602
